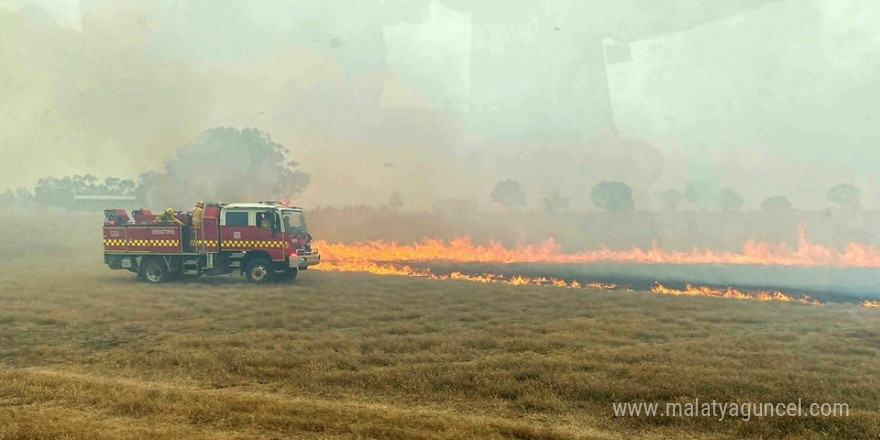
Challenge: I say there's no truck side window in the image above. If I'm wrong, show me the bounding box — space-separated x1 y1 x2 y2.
256 211 274 230
225 211 248 227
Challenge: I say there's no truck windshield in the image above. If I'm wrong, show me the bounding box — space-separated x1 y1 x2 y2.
281 209 307 234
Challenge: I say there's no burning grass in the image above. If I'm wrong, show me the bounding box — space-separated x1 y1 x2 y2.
314 261 821 305
0 260 879 439
650 282 821 305
313 225 880 267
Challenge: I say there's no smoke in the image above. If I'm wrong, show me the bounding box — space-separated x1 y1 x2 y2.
1 0 879 212
608 0 880 208
138 127 309 207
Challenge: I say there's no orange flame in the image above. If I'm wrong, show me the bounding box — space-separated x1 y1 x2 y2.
862 300 880 308
316 260 598 289
307 227 880 306
313 226 880 267
650 282 820 305
314 261 820 305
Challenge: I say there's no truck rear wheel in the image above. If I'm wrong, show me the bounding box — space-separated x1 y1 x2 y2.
142 259 168 283
245 258 273 284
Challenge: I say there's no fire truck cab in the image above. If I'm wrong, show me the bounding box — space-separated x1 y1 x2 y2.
103 201 320 284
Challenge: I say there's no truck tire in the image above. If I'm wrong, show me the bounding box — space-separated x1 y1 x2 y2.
245 258 273 284
278 268 298 282
142 259 168 283
107 255 123 270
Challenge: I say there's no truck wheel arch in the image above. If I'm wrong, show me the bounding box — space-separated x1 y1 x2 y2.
240 251 273 269
244 257 274 284
141 257 170 283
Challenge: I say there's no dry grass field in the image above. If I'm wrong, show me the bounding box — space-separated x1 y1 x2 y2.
1 261 879 439
0 211 879 439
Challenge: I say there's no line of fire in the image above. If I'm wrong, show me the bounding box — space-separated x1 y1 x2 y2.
307 229 880 307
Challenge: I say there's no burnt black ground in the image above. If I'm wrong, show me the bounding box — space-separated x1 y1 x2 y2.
400 262 880 303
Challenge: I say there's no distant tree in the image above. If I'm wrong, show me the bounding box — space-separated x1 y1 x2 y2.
118 179 136 195
15 188 33 206
656 189 683 211
33 177 65 207
0 189 15 207
34 174 134 208
684 181 717 210
101 177 133 195
591 181 635 211
827 183 861 208
388 190 403 210
2 187 34 209
718 188 744 211
490 179 526 210
542 191 570 213
761 195 793 213
138 127 310 206
104 177 121 192
34 176 78 208
82 174 98 189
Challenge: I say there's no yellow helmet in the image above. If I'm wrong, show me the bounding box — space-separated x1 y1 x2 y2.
165 208 174 214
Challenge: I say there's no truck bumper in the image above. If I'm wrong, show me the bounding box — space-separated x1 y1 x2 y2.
290 249 321 270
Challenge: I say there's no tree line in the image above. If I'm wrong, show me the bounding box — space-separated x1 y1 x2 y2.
488 179 864 213
0 128 309 211
0 126 866 214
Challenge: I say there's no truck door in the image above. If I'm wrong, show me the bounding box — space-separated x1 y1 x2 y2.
219 209 284 261
253 210 285 261
219 209 250 253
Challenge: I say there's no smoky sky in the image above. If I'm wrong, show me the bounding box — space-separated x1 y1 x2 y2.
1 0 878 210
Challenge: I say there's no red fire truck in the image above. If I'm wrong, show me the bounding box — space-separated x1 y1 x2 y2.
102 202 320 283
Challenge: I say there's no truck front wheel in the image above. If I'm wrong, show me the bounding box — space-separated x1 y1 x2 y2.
279 268 298 282
142 259 168 283
245 259 273 284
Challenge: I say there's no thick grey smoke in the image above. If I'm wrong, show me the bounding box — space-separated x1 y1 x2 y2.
1 0 878 210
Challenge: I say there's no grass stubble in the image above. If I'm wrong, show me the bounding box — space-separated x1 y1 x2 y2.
0 262 878 439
